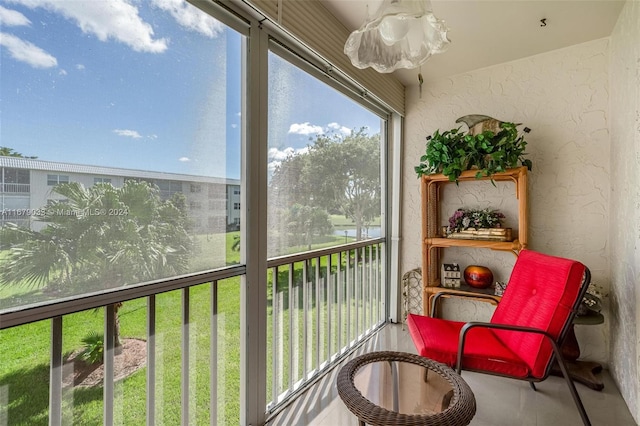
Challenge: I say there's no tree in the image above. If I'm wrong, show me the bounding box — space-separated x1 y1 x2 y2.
269 152 323 254
287 204 333 250
0 180 192 347
269 129 381 244
0 146 37 158
304 129 381 240
269 152 312 209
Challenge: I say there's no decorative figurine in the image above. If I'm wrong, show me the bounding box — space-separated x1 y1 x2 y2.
441 263 461 288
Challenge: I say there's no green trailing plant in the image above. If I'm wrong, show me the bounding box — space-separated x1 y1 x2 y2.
415 122 532 182
78 332 104 365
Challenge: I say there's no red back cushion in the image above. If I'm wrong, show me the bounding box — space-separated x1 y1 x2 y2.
490 250 585 378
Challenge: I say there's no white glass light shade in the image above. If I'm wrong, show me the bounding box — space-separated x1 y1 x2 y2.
344 0 450 73
379 16 410 45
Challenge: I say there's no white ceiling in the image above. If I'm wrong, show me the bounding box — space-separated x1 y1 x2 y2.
320 0 625 87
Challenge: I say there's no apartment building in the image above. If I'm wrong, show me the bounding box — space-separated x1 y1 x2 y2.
0 156 241 233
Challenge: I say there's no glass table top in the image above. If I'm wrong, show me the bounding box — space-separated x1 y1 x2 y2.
353 358 454 416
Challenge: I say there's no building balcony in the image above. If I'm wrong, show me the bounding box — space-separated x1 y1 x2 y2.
1 183 30 193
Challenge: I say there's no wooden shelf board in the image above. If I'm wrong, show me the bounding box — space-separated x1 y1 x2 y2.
421 167 527 184
425 238 522 251
425 283 500 297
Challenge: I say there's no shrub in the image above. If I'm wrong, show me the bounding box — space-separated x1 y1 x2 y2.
78 332 104 365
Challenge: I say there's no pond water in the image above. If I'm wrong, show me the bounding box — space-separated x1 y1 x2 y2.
334 227 382 239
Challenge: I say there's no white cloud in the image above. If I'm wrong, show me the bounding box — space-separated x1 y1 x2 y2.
0 5 31 26
0 32 57 68
327 122 351 136
268 146 295 162
76 64 85 70
288 121 353 137
58 69 67 75
267 146 309 172
288 122 323 135
147 134 158 140
8 0 168 53
113 129 142 139
151 0 223 38
178 157 191 162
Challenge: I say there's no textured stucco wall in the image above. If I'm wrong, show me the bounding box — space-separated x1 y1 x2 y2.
609 0 640 422
402 39 611 362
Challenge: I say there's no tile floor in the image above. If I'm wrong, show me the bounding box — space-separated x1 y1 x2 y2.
267 323 637 426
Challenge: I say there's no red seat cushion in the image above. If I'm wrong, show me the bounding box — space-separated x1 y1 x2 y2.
407 313 530 378
490 250 585 378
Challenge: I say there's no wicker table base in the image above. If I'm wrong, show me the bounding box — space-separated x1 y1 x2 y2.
337 351 476 426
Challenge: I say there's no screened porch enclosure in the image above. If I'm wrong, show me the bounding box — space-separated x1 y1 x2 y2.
0 0 398 424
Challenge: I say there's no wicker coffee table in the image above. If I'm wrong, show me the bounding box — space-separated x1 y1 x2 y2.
337 351 476 426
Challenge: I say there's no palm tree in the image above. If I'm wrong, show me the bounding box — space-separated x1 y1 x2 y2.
231 235 241 252
1 180 192 347
0 146 37 158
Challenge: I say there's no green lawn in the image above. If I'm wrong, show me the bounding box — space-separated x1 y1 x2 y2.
0 280 242 425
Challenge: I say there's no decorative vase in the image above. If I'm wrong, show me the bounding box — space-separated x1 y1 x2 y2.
464 265 493 289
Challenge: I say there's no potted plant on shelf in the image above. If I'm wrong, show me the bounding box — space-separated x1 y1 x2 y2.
414 115 533 182
443 208 512 241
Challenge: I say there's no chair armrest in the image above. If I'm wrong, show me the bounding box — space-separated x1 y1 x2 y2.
430 291 501 318
455 322 558 374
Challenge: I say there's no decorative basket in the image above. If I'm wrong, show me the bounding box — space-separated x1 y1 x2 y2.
401 268 423 326
442 226 513 242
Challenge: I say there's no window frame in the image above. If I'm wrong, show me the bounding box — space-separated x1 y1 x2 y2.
47 174 70 186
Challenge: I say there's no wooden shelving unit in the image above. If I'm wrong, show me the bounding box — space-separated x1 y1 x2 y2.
421 167 528 315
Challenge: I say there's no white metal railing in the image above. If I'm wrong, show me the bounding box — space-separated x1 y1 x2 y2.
0 267 243 425
265 239 385 413
1 183 30 193
0 239 385 425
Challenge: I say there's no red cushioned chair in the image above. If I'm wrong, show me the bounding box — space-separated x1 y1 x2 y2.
407 250 592 426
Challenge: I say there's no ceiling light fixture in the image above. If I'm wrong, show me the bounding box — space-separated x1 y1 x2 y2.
344 0 450 73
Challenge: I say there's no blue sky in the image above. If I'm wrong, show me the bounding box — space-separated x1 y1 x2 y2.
1 0 381 180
